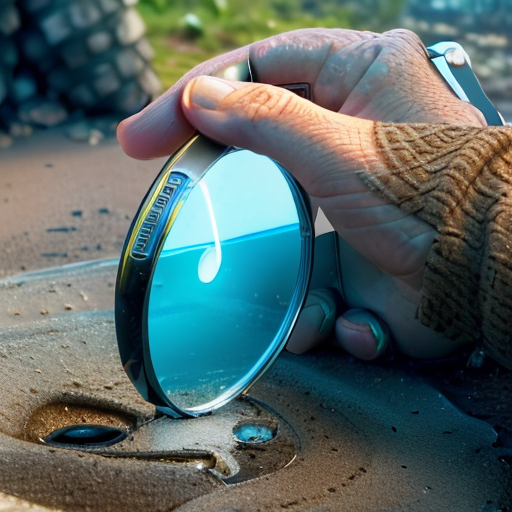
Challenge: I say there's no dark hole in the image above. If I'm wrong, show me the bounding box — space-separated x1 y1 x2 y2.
44 424 127 448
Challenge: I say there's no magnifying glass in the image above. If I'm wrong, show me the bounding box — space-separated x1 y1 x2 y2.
115 61 343 418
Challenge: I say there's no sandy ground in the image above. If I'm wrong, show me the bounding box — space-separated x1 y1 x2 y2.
0 127 511 511
0 128 165 278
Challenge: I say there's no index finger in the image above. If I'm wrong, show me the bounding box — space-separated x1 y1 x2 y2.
117 45 249 159
117 28 378 160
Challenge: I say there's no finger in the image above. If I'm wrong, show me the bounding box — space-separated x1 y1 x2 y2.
286 289 337 355
334 308 389 361
249 28 378 109
118 28 381 160
181 76 373 194
117 45 250 159
181 76 435 277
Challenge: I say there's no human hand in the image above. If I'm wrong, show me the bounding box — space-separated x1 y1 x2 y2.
118 28 486 361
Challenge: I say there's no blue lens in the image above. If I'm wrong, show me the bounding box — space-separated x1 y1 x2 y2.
146 150 303 412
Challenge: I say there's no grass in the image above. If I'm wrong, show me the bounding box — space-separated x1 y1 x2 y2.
137 0 406 90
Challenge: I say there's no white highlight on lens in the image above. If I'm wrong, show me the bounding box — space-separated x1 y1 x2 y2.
198 180 222 284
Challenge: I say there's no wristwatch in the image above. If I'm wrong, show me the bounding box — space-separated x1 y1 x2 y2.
427 41 506 126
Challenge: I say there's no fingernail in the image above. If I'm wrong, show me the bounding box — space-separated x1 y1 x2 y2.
186 76 236 111
341 309 388 353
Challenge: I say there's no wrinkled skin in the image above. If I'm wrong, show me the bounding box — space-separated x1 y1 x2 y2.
118 29 486 360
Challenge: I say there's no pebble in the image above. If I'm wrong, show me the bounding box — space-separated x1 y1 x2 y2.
0 132 13 149
66 120 93 142
9 122 33 137
0 2 21 37
18 98 68 127
66 120 105 145
88 128 104 146
116 9 146 46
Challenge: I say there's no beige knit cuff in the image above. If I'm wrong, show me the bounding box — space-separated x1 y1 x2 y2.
360 122 512 369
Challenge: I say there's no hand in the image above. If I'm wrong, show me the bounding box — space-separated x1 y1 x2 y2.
118 28 486 360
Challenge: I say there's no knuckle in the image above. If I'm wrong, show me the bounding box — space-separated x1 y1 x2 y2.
382 28 428 58
232 85 301 124
383 28 423 46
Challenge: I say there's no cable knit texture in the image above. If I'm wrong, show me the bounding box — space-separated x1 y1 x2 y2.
361 123 512 369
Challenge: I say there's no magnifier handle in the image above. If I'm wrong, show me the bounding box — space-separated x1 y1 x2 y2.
213 59 312 100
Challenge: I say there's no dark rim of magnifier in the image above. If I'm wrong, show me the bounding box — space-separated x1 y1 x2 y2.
115 135 314 418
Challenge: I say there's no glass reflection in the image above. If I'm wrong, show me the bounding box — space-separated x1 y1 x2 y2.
147 150 303 411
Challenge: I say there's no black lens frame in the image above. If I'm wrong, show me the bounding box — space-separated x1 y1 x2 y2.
115 135 314 418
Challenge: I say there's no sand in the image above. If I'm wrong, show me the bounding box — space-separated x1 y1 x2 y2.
0 127 510 511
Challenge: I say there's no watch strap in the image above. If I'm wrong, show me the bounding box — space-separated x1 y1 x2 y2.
427 41 505 126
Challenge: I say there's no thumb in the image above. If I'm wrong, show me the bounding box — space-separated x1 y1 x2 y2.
181 76 376 198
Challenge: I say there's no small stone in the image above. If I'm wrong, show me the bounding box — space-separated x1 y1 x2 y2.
475 33 508 49
9 123 33 138
0 36 18 68
116 9 145 45
88 128 104 146
87 31 113 54
23 0 53 13
66 120 94 142
467 347 486 368
135 38 155 61
69 1 101 29
93 64 120 97
116 48 144 78
0 2 21 37
0 132 13 149
18 98 68 127
112 81 145 113
11 71 38 103
64 304 73 311
431 22 459 37
92 115 120 135
40 309 49 316
20 30 48 62
0 70 8 105
486 53 508 74
47 68 73 93
139 67 162 96
61 40 89 69
69 84 96 108
40 11 73 46
473 63 493 79
97 0 121 14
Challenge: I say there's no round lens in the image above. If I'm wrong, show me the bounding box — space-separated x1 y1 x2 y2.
145 149 307 413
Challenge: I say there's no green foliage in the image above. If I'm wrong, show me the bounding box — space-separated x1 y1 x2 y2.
137 0 407 89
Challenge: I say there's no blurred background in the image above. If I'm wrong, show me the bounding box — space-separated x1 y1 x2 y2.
0 0 510 147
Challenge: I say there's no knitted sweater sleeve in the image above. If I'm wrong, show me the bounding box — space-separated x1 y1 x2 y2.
360 123 512 368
